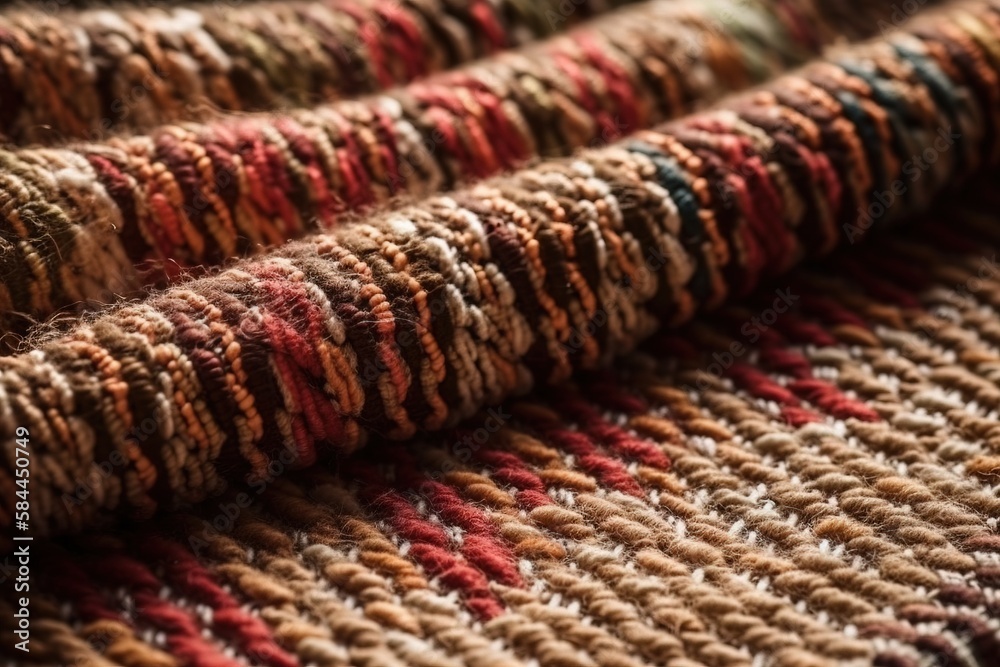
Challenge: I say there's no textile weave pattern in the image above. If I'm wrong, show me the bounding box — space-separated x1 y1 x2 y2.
0 0 992 541
0 0 639 143
1 0 1000 666
4 195 1000 667
0 0 893 335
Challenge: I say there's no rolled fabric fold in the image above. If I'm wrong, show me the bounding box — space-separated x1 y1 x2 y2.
1 0 998 539
0 0 641 144
0 0 931 336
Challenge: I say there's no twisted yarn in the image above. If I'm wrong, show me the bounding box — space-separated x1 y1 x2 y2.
8 189 1000 667
1 0 997 537
0 0 929 336
0 0 639 143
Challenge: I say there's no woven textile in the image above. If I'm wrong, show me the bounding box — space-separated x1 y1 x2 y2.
0 0 896 337
0 0 641 143
5 186 1000 667
3 0 1000 666
0 0 988 537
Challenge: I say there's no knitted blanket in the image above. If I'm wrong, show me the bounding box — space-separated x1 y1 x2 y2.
3 0 1000 666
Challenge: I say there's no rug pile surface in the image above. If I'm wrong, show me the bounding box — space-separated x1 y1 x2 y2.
1 1 1000 666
